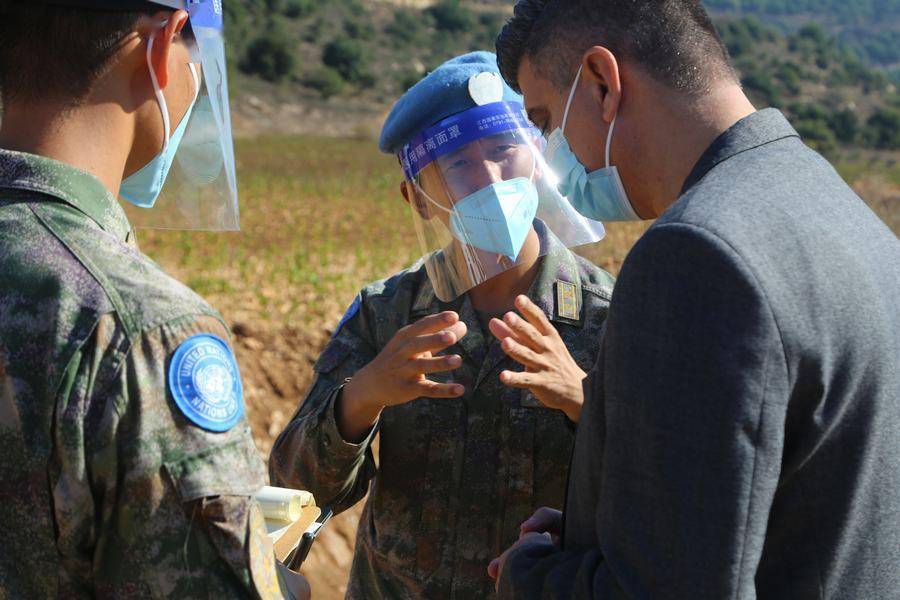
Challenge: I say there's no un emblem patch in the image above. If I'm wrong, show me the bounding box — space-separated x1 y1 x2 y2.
168 334 244 432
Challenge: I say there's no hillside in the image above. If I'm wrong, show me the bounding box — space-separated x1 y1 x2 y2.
225 1 899 152
702 0 900 68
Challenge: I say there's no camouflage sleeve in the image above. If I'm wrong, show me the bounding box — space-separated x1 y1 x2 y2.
269 299 379 515
85 314 290 598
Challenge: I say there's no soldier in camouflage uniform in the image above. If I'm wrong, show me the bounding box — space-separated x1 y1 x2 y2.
270 52 614 599
0 1 306 597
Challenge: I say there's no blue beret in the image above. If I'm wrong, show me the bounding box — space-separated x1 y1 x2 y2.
379 51 524 154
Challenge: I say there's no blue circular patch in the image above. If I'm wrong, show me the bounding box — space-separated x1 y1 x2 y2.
168 334 244 432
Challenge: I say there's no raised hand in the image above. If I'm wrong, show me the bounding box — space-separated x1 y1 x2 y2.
337 311 467 441
489 295 586 423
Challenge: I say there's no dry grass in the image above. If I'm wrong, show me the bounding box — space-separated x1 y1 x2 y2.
137 136 898 599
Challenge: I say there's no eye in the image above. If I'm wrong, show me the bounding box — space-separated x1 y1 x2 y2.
490 143 518 157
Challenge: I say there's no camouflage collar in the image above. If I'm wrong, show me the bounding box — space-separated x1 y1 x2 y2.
412 221 586 327
0 149 131 241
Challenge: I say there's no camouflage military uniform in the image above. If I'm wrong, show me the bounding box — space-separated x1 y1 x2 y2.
270 223 615 599
0 149 288 598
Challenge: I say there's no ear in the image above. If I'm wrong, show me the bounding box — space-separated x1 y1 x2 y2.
582 46 622 125
401 181 431 220
147 10 189 90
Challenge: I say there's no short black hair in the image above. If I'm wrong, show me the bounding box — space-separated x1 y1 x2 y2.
0 2 156 106
496 0 736 95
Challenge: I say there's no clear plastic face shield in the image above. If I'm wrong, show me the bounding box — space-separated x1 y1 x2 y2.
122 0 239 231
400 101 606 301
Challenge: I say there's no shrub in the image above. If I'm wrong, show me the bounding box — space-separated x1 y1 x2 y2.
428 0 475 33
241 34 295 82
386 9 426 45
795 118 838 156
305 67 345 98
284 0 316 19
322 38 370 84
866 107 900 150
829 109 859 145
345 19 376 41
741 71 781 107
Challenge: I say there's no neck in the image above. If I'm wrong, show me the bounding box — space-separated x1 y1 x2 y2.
465 229 542 313
627 80 756 218
0 100 133 195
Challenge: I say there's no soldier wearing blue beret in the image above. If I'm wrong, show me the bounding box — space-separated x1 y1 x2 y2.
271 51 616 598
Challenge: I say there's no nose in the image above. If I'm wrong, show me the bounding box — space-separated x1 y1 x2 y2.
470 160 504 188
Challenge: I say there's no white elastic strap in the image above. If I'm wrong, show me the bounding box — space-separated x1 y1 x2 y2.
146 27 171 153
413 183 486 283
561 64 584 134
187 63 200 104
605 114 617 169
146 23 200 153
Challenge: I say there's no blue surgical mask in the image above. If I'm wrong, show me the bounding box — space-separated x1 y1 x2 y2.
543 65 641 221
120 26 200 209
423 172 539 260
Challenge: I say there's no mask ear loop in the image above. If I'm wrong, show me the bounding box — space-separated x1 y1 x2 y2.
146 21 200 154
562 62 616 169
560 64 584 136
413 179 486 286
605 114 616 169
146 24 172 155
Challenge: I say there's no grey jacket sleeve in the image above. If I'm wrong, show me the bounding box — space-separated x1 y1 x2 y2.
499 223 790 599
269 307 380 515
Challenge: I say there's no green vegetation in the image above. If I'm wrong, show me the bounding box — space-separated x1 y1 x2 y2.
704 0 900 68
223 1 899 153
717 18 900 154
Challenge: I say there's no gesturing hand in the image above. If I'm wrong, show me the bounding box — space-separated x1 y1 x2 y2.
519 506 563 542
489 295 586 423
338 311 467 441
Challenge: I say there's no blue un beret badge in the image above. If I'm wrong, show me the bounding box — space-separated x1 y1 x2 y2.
168 333 244 432
468 71 504 106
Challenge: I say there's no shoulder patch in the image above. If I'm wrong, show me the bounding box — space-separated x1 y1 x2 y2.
333 294 362 338
168 334 244 432
555 280 580 320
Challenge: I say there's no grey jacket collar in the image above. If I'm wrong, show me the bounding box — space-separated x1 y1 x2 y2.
682 108 800 195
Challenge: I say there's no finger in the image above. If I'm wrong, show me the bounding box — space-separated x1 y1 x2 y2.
500 337 546 370
499 370 539 390
487 558 500 580
488 317 516 342
520 507 563 536
413 380 465 398
515 295 555 336
404 321 467 355
408 354 462 375
503 311 546 352
396 311 459 341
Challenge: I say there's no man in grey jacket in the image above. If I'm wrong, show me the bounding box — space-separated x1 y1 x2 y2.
486 1 900 598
